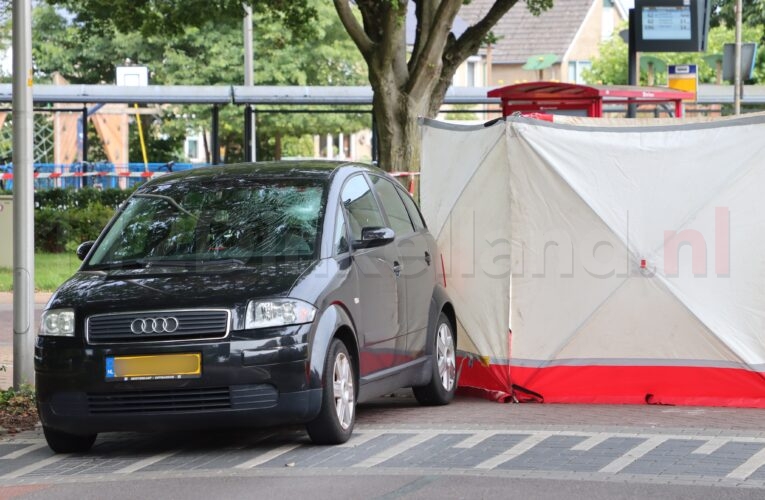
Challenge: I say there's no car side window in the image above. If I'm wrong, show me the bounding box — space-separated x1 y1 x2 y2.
340 175 385 242
333 207 349 255
396 185 427 231
370 175 415 236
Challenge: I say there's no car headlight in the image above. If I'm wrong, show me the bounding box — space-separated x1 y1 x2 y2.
245 299 316 329
39 309 76 337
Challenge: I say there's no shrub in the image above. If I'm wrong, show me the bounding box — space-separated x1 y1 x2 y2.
33 188 132 253
35 208 73 253
35 187 133 210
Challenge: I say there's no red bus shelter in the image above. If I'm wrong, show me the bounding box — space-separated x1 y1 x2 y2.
488 81 695 118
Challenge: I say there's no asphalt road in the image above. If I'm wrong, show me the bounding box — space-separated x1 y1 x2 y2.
0 396 763 499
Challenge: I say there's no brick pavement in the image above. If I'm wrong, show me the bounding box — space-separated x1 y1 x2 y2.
359 392 765 433
0 384 761 488
1 293 765 490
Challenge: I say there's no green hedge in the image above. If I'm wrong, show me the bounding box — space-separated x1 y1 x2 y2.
34 188 135 253
35 188 133 210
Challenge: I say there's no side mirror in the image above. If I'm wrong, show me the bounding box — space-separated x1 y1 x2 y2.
355 227 395 250
76 241 95 261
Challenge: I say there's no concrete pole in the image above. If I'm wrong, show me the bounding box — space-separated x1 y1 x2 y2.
243 4 256 161
627 9 638 118
733 0 743 115
12 0 36 388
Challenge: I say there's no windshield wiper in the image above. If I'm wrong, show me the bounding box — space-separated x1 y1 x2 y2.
85 259 151 271
87 258 246 271
142 258 246 268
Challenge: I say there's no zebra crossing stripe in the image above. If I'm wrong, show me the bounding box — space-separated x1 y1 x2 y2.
692 437 729 455
453 431 498 449
353 432 437 468
2 454 71 479
115 450 183 474
727 447 765 480
0 444 48 460
475 433 552 470
234 444 301 469
338 430 384 448
599 436 667 474
571 434 609 452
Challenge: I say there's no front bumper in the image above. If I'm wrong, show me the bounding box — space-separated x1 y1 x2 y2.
35 325 323 435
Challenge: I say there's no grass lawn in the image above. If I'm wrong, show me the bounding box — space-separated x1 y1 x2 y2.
0 253 81 292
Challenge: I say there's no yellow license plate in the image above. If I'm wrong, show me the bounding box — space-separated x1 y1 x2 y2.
105 353 201 381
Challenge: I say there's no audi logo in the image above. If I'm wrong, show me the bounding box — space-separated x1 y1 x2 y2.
130 317 180 335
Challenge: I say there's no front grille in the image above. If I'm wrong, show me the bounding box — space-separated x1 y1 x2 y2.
86 385 278 414
86 309 230 344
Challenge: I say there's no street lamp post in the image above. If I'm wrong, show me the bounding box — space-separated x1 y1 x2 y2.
733 0 743 115
12 0 36 387
243 4 256 161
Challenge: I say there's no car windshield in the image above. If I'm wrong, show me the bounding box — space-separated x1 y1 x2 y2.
86 178 326 268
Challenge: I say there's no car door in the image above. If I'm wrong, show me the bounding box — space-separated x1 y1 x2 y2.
368 175 436 363
341 174 405 375
395 180 438 361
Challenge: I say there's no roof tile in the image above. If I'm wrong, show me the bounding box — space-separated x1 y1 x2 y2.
460 0 595 64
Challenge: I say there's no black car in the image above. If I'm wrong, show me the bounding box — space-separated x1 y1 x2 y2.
36 161 457 452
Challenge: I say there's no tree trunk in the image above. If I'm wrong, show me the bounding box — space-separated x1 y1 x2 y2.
371 75 432 173
372 97 416 173
274 131 282 161
333 0 523 173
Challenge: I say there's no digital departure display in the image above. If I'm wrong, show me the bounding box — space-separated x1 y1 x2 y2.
642 6 692 40
635 0 711 53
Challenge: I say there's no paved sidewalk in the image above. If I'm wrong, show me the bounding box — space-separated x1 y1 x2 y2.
0 293 53 305
0 293 51 389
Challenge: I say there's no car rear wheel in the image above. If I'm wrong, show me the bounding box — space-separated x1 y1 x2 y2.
413 312 457 405
42 426 97 453
306 338 355 445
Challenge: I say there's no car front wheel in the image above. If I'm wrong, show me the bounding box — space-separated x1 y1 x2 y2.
42 426 97 453
306 338 355 444
413 312 457 405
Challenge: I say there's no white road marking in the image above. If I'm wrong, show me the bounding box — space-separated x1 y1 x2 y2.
475 433 551 470
2 453 71 479
454 431 497 449
234 444 301 469
692 437 729 455
727 447 765 480
338 430 384 448
571 434 609 452
0 443 48 460
115 449 183 474
353 431 437 468
599 436 667 474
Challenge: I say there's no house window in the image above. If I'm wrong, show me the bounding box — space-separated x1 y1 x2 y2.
602 0 615 40
568 61 592 84
186 137 199 160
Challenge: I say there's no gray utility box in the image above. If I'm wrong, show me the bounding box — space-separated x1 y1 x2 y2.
0 195 12 268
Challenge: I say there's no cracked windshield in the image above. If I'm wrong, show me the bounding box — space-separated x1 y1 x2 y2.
86 179 326 268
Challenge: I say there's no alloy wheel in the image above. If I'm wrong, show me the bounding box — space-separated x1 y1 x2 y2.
436 323 456 391
332 352 354 430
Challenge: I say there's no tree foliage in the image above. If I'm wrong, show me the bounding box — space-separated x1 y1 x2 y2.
584 23 765 86
30 1 368 162
30 0 552 170
334 0 552 170
711 0 765 44
44 0 316 37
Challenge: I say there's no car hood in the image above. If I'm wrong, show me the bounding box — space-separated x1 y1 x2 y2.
47 260 316 313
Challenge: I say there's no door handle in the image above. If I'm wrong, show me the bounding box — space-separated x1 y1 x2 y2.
393 261 402 277
424 251 432 266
